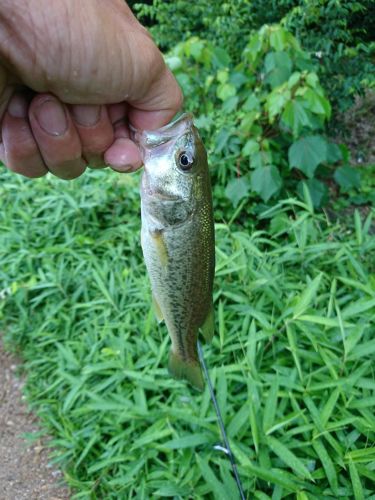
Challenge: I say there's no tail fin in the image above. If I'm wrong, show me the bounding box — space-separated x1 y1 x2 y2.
168 350 204 391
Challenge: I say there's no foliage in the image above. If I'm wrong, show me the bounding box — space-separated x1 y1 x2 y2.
283 0 375 110
134 0 375 111
1 169 375 498
332 164 375 215
132 1 375 207
167 25 350 207
134 0 257 59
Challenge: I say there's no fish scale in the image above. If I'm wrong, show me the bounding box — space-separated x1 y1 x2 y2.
134 113 215 390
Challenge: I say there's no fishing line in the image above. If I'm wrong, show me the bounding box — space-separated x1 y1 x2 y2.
197 341 246 500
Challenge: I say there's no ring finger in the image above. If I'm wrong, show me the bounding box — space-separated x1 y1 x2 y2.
1 92 48 178
70 104 114 168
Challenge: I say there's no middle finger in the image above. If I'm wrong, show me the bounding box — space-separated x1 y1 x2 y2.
29 94 87 180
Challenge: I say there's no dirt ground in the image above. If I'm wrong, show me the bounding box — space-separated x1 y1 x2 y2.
0 338 70 500
335 91 375 166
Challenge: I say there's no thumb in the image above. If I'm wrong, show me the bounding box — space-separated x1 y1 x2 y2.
127 65 183 130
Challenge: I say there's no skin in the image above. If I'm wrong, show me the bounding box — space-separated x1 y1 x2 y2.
0 0 183 179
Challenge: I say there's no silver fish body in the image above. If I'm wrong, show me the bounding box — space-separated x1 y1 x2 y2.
135 113 215 390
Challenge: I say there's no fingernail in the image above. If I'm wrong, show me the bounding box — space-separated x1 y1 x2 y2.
72 105 101 127
8 94 28 118
109 163 134 173
34 99 68 136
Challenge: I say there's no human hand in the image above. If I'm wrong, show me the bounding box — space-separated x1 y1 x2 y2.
0 0 182 179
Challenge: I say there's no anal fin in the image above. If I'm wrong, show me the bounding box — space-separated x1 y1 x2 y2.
200 303 215 343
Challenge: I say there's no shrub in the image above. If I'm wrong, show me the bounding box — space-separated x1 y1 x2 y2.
166 25 359 209
283 0 375 110
134 0 375 111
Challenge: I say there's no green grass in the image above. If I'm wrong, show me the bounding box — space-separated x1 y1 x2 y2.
0 168 374 499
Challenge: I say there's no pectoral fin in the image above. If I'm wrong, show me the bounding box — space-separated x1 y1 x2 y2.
150 229 168 267
200 303 215 343
152 293 164 323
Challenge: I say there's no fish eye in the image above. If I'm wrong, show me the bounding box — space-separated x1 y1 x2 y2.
177 151 194 171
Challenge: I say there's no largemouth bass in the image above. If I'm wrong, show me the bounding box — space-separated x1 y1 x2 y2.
134 113 215 390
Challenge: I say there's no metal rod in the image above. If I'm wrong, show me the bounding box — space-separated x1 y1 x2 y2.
197 341 246 500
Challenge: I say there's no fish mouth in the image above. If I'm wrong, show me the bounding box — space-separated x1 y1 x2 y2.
131 113 194 150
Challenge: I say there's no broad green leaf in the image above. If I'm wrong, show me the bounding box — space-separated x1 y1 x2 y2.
334 165 361 191
289 135 328 177
212 46 231 68
251 165 282 202
306 72 319 87
281 100 312 136
229 71 249 88
270 28 287 51
303 88 331 117
222 95 239 113
297 179 328 208
215 128 232 153
242 139 260 157
165 55 182 71
243 94 261 112
266 89 291 120
217 82 236 101
264 51 292 88
250 150 272 169
326 142 343 163
217 69 229 84
239 111 258 132
288 71 301 88
244 33 263 63
185 38 205 60
225 175 251 207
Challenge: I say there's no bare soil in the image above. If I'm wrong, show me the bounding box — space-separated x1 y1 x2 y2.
334 91 375 166
0 338 70 500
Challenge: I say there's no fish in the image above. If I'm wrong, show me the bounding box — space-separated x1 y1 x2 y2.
134 113 215 391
